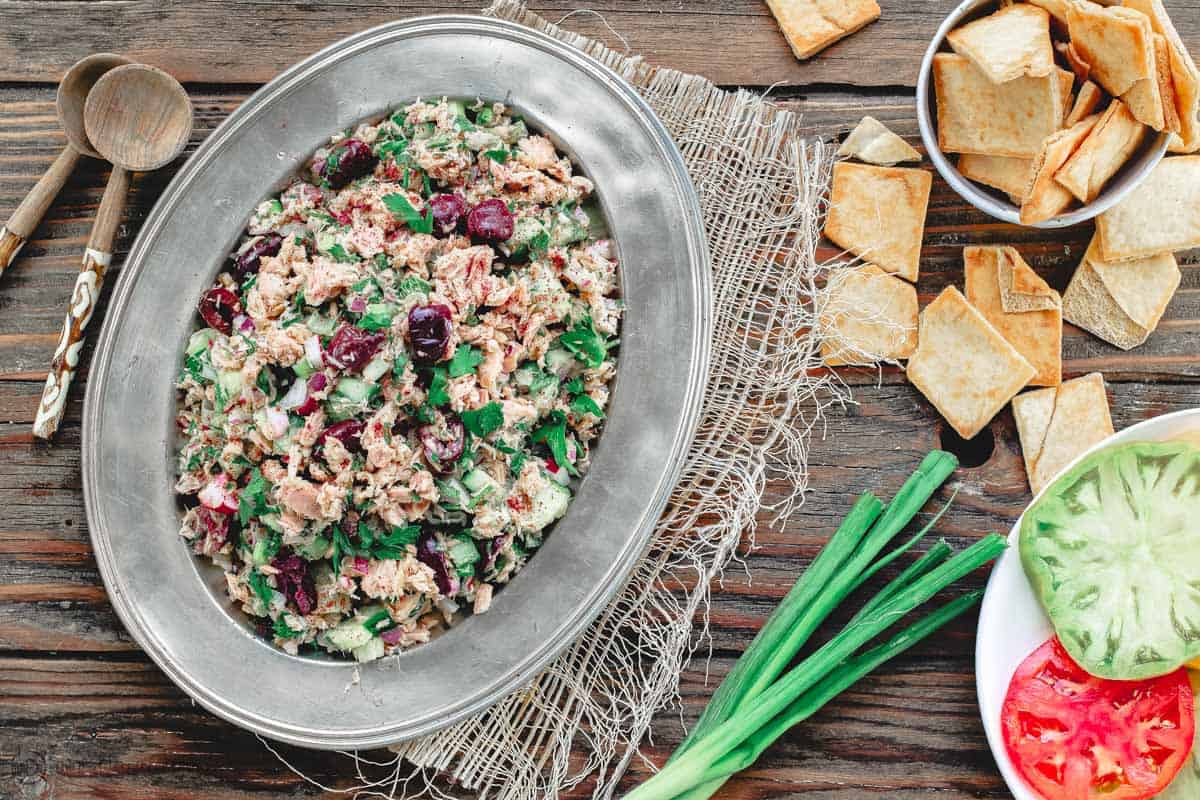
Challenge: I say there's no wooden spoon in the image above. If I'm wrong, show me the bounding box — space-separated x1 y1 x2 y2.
33 64 192 440
0 53 132 277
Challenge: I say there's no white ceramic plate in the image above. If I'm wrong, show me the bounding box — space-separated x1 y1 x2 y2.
975 408 1200 799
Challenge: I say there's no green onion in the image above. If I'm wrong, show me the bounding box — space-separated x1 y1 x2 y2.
624 534 1005 800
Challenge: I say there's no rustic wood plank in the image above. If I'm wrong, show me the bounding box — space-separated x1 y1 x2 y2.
1 1 1196 90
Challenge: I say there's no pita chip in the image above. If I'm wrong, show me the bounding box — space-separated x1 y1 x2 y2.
766 0 881 60
1014 373 1114 495
1125 0 1200 151
1062 235 1179 349
1122 33 1179 132
1028 0 1069 27
819 265 918 366
823 162 931 283
837 117 922 166
1056 40 1092 83
1095 155 1200 260
946 4 1055 84
933 53 1065 158
905 286 1035 440
998 247 1062 313
1054 100 1148 203
964 246 1062 387
1065 81 1104 127
1021 114 1100 225
1066 1 1156 97
958 154 1035 198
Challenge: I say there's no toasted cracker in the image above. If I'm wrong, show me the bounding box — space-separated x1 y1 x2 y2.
958 154 1035 198
1065 81 1104 127
1057 40 1092 83
837 117 922 166
1095 155 1200 260
905 286 1036 440
765 0 881 60
1067 1 1156 97
1125 0 1200 151
964 246 1062 387
1086 235 1180 330
1012 386 1057 492
999 247 1061 313
933 53 1065 158
819 264 918 366
1122 33 1178 132
1062 258 1153 349
1029 373 1114 495
946 4 1055 84
1053 100 1148 203
1020 114 1100 225
824 162 931 283
1028 0 1069 27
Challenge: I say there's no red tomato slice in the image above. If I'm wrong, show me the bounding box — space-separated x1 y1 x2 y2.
1001 636 1195 800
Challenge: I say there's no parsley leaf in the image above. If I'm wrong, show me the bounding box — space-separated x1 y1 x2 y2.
273 616 302 639
563 376 584 394
558 316 612 369
509 451 528 476
531 410 579 476
570 393 604 418
383 193 434 234
372 525 421 560
376 137 410 160
461 402 505 438
238 468 271 525
447 344 484 377
425 365 450 408
248 570 275 609
483 148 509 163
396 275 433 297
529 229 551 255
326 243 360 263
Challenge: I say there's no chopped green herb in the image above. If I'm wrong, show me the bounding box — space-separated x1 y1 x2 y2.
248 570 275 609
425 365 450 408
362 609 393 634
510 451 528 476
483 148 509 163
529 229 551 254
461 402 505 438
273 616 302 639
531 410 579 477
564 376 584 394
570 393 605 418
382 193 434 234
447 344 484 378
238 468 271 526
559 316 612 369
376 137 410 160
357 303 398 332
475 107 496 126
255 370 273 400
396 275 433 297
326 243 360 263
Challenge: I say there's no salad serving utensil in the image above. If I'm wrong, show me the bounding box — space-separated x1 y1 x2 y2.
0 53 132 278
33 63 192 440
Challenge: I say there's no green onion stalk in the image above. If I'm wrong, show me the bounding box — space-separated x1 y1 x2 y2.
623 450 1006 800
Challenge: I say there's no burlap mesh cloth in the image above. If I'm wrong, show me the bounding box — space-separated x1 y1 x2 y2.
271 3 873 797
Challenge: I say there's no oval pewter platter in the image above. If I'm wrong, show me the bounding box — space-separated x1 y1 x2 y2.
82 15 710 750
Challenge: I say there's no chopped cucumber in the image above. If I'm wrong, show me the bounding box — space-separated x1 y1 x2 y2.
446 99 468 118
333 377 379 404
436 478 470 511
353 637 386 663
358 302 398 332
462 468 497 495
550 215 588 247
499 120 528 144
295 535 330 561
447 536 480 578
526 482 571 532
513 362 541 389
187 328 219 355
361 355 392 383
217 370 243 406
260 514 285 534
306 311 338 336
292 359 314 379
325 619 375 652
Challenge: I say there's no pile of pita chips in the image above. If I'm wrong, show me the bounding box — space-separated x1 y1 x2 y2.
936 0 1200 225
964 247 1062 385
1013 373 1114 494
765 0 880 60
906 287 1036 440
837 117 922 166
824 161 932 283
819 265 918 366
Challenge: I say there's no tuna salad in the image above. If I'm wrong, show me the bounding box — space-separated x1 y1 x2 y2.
174 98 621 663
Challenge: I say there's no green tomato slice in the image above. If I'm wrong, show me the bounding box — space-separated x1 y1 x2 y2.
1020 441 1200 680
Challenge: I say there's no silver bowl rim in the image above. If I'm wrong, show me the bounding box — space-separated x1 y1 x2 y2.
81 14 712 749
916 0 1170 229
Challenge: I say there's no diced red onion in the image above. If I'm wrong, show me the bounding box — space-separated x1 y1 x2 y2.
278 379 309 411
232 314 254 333
349 296 367 313
307 373 328 393
353 556 370 576
198 474 238 514
380 627 405 645
265 406 290 438
304 335 324 368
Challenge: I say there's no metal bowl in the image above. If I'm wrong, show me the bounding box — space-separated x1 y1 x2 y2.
916 0 1169 229
82 15 711 750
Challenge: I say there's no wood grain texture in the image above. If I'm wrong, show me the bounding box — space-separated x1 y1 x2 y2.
0 0 1195 90
2 3 1200 797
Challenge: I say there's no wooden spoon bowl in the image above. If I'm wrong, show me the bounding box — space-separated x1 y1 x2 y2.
56 53 133 158
84 63 193 172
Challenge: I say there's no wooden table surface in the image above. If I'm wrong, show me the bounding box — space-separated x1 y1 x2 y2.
2 2 1199 798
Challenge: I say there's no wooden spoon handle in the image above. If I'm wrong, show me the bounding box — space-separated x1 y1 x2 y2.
33 166 129 440
1 146 82 277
